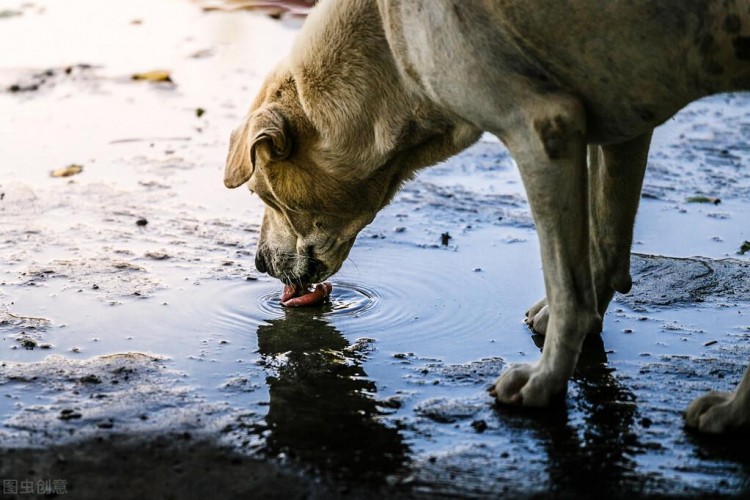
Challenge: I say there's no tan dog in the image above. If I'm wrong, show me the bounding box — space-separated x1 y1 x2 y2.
225 0 750 433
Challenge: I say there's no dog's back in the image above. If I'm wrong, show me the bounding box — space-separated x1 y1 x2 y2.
381 0 750 143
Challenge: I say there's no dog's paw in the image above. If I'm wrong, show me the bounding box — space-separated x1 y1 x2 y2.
525 298 549 335
489 363 566 407
685 391 747 434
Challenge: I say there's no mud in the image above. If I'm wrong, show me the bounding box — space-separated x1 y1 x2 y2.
1 1 749 499
0 436 354 500
624 254 750 310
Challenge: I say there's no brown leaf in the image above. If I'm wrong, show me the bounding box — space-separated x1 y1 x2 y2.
131 70 173 83
50 164 83 178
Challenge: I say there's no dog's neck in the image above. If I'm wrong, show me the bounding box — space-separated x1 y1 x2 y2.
288 0 448 179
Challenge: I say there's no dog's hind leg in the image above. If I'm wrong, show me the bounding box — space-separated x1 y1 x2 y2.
526 133 653 333
686 364 750 433
589 133 652 315
491 94 601 406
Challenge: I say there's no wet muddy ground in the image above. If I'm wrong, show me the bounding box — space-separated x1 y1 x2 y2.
1 1 749 498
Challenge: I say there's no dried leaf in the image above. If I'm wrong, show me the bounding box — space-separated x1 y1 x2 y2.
189 48 213 59
200 0 315 18
131 70 173 83
686 195 721 205
0 10 22 18
50 164 83 178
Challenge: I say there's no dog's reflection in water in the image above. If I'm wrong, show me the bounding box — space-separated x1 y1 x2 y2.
256 311 407 481
517 333 641 493
256 313 639 490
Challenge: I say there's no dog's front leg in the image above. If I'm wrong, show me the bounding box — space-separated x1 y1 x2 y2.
490 95 601 406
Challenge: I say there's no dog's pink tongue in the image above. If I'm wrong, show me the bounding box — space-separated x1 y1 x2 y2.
280 282 332 307
281 284 299 304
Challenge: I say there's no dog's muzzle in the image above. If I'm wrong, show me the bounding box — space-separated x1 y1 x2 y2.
255 249 327 284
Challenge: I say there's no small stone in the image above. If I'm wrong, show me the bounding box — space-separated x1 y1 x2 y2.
144 251 169 260
79 374 102 384
58 409 82 420
471 420 488 433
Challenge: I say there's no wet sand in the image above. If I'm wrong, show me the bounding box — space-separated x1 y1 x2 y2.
1 1 749 498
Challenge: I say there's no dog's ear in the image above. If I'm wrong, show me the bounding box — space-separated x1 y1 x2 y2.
224 108 292 189
224 121 254 188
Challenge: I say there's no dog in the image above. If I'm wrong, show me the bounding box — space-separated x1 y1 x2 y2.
224 0 750 433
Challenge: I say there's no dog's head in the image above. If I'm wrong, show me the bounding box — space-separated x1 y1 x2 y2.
225 64 479 287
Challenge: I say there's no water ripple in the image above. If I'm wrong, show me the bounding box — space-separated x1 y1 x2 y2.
210 242 516 352
255 281 381 319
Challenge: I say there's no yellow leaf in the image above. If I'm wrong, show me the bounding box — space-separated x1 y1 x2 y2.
50 164 83 178
131 70 173 83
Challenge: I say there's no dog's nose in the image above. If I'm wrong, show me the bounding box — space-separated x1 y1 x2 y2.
304 258 326 282
255 253 268 273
